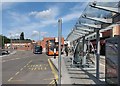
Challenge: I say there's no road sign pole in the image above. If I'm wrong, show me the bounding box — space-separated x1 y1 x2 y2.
58 18 62 86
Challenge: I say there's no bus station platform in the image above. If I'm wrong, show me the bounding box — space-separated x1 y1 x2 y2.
49 54 106 85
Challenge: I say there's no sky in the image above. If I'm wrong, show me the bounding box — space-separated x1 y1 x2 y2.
1 2 89 40
1 0 118 41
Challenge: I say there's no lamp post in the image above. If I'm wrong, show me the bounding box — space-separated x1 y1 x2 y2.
39 31 41 46
10 33 12 49
2 34 4 49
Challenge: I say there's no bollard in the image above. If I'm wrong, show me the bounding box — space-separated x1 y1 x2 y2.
54 48 56 59
54 53 56 59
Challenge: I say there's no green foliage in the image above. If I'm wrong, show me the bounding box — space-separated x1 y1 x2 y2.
0 35 10 48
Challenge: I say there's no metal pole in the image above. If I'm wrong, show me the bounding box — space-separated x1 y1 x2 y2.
96 29 100 79
10 33 12 49
2 35 4 49
39 31 41 46
118 36 120 85
39 31 40 41
58 18 62 85
82 36 86 67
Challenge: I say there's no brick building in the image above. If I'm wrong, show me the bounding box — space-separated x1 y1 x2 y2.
90 25 120 55
5 40 34 51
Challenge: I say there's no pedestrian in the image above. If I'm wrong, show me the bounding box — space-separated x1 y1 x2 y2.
53 46 56 59
65 44 69 56
61 45 64 54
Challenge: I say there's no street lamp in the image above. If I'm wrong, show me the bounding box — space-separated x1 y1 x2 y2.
9 33 13 49
2 34 4 49
39 31 41 46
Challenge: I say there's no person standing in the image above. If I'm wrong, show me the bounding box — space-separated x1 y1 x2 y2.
65 44 69 56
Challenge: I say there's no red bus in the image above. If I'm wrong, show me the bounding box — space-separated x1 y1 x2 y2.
46 39 59 56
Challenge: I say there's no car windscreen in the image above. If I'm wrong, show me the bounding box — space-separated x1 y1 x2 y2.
35 46 41 51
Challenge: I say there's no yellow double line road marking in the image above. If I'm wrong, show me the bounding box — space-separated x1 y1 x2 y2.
48 59 58 85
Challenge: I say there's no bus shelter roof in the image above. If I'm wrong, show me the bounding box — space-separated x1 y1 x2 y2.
66 1 120 42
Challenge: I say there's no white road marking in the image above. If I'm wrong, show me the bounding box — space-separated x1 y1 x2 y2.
26 63 29 65
44 67 47 70
15 58 20 60
34 68 36 70
7 60 32 82
100 63 105 67
2 55 33 63
24 66 26 68
20 68 23 71
10 80 25 82
15 72 19 75
8 77 13 82
38 68 40 70
41 67 43 70
31 68 33 70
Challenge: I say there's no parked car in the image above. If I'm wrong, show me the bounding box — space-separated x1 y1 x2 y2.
1 49 9 55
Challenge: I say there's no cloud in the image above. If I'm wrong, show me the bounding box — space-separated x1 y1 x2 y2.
29 7 59 20
31 31 47 38
4 9 82 40
31 30 39 37
62 12 82 22
70 2 89 12
3 3 91 40
62 2 90 22
0 0 91 2
29 9 52 19
8 12 30 26
2 2 18 11
40 32 48 36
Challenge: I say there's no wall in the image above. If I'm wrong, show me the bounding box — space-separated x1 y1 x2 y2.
5 43 33 51
113 25 120 37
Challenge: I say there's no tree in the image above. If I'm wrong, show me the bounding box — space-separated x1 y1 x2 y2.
20 32 24 40
0 35 10 49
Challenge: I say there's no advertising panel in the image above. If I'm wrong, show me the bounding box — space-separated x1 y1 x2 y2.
105 36 120 84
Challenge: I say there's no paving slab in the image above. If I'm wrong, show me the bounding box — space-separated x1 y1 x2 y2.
50 54 106 85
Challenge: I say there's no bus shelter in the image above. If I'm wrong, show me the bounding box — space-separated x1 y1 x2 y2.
66 1 120 83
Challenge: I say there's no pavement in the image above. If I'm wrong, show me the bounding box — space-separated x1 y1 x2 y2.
50 56 71 84
49 53 106 85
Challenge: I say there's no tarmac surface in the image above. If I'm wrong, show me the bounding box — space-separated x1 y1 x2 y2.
2 50 54 84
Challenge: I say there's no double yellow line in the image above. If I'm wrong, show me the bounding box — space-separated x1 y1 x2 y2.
48 59 58 85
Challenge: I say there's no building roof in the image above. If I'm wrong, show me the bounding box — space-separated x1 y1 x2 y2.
12 40 32 43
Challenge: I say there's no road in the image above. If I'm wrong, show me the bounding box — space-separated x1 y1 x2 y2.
2 50 54 84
